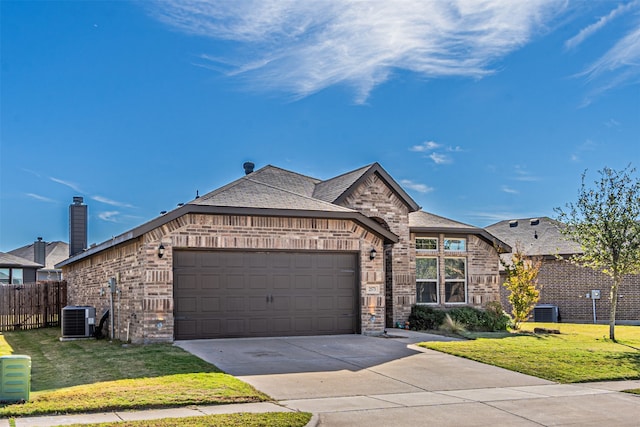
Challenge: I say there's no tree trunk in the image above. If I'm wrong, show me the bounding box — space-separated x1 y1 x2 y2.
609 276 619 341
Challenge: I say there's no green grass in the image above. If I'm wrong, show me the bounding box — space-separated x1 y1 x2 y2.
420 322 640 383
64 412 312 427
0 328 269 417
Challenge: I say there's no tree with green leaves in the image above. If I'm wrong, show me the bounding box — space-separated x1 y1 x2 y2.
555 166 640 341
501 247 542 330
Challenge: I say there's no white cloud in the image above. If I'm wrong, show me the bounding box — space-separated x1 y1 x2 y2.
580 24 640 83
400 179 434 193
565 1 638 50
429 152 451 165
604 118 621 128
501 186 519 194
571 139 597 162
49 177 83 192
26 193 56 203
92 195 135 208
512 165 540 182
150 0 567 102
98 211 120 222
410 141 440 152
569 2 640 102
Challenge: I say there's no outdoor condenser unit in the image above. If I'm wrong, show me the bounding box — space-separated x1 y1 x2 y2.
61 306 96 338
533 304 559 323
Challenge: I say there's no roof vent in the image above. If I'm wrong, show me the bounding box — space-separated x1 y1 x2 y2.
530 218 540 226
243 162 255 175
509 220 518 228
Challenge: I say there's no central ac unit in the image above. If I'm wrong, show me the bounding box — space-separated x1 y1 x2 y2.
533 304 559 323
62 306 96 338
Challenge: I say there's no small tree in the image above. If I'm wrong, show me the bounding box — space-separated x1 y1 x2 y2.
555 166 640 341
501 247 542 330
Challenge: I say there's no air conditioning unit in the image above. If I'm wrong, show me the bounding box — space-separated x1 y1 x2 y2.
533 304 559 323
61 306 96 338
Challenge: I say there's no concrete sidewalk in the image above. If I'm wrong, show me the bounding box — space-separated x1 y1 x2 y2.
2 402 296 427
4 381 640 427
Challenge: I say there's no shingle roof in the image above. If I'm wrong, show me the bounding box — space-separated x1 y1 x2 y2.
58 162 418 267
485 217 581 256
313 165 372 202
8 241 69 270
191 173 354 212
409 211 477 229
0 252 43 268
410 211 510 251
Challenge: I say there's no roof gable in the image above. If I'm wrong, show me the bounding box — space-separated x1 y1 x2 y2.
315 163 420 212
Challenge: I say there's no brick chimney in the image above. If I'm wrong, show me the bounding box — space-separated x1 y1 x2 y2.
69 196 87 256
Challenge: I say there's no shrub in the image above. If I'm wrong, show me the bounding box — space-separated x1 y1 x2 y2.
409 305 446 330
484 301 511 331
448 306 484 330
409 303 510 332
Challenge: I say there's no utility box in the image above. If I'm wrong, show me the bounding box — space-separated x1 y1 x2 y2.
0 355 31 402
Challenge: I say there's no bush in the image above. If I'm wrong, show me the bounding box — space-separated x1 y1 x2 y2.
484 301 511 331
409 303 510 332
409 305 446 330
448 306 484 330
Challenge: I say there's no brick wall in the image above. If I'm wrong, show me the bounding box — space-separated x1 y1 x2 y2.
64 213 385 343
499 258 640 324
339 172 413 326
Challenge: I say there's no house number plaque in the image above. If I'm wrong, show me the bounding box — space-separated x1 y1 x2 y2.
366 285 380 295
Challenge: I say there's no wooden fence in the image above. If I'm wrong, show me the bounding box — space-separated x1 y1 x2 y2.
0 281 67 331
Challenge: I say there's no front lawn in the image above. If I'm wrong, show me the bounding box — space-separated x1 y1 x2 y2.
420 323 640 384
0 328 269 417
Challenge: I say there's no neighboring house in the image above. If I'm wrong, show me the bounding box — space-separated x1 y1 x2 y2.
9 238 68 281
0 252 42 284
486 217 640 324
58 162 508 343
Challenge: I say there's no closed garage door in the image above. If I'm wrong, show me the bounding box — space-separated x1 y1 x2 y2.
174 250 359 339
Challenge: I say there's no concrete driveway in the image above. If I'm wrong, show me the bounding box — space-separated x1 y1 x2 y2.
176 330 640 426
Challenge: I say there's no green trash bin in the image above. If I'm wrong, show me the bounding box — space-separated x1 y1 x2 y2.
0 355 31 402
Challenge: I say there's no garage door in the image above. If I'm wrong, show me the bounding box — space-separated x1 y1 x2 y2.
174 250 359 339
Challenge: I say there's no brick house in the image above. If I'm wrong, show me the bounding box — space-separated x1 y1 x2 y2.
58 163 508 343
487 217 640 324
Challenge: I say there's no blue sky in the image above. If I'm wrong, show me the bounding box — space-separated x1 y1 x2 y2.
1 0 639 252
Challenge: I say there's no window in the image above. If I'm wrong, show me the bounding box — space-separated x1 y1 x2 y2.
12 269 23 285
444 258 466 303
444 238 466 252
416 257 438 303
0 268 23 285
416 238 437 251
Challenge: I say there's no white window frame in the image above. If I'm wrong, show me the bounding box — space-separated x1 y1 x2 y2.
416 257 439 304
416 237 438 252
444 257 467 304
444 237 466 252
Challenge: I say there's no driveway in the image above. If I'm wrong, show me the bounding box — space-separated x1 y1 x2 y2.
176 330 640 426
